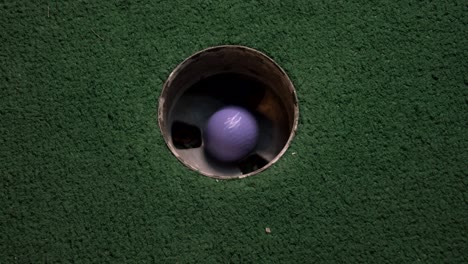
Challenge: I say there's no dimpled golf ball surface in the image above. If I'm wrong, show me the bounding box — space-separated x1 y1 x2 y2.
204 106 259 162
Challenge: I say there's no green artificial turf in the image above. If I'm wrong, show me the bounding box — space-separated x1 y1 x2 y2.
1 1 467 263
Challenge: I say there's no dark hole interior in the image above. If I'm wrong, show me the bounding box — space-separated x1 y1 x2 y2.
171 121 202 149
237 154 269 174
171 72 273 174
187 72 267 111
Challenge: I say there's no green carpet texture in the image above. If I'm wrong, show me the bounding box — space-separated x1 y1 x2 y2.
1 1 467 263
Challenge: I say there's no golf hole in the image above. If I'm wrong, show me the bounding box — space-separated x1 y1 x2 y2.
158 45 299 179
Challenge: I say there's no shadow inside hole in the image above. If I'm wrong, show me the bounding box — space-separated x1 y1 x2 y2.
169 72 284 176
238 154 269 175
172 121 202 149
187 73 266 111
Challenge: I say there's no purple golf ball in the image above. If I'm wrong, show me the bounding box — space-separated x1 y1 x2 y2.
204 106 258 162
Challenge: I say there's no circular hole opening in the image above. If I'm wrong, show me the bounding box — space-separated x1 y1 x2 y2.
158 45 299 179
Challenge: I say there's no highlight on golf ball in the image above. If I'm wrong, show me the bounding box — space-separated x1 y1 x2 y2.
203 106 259 162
